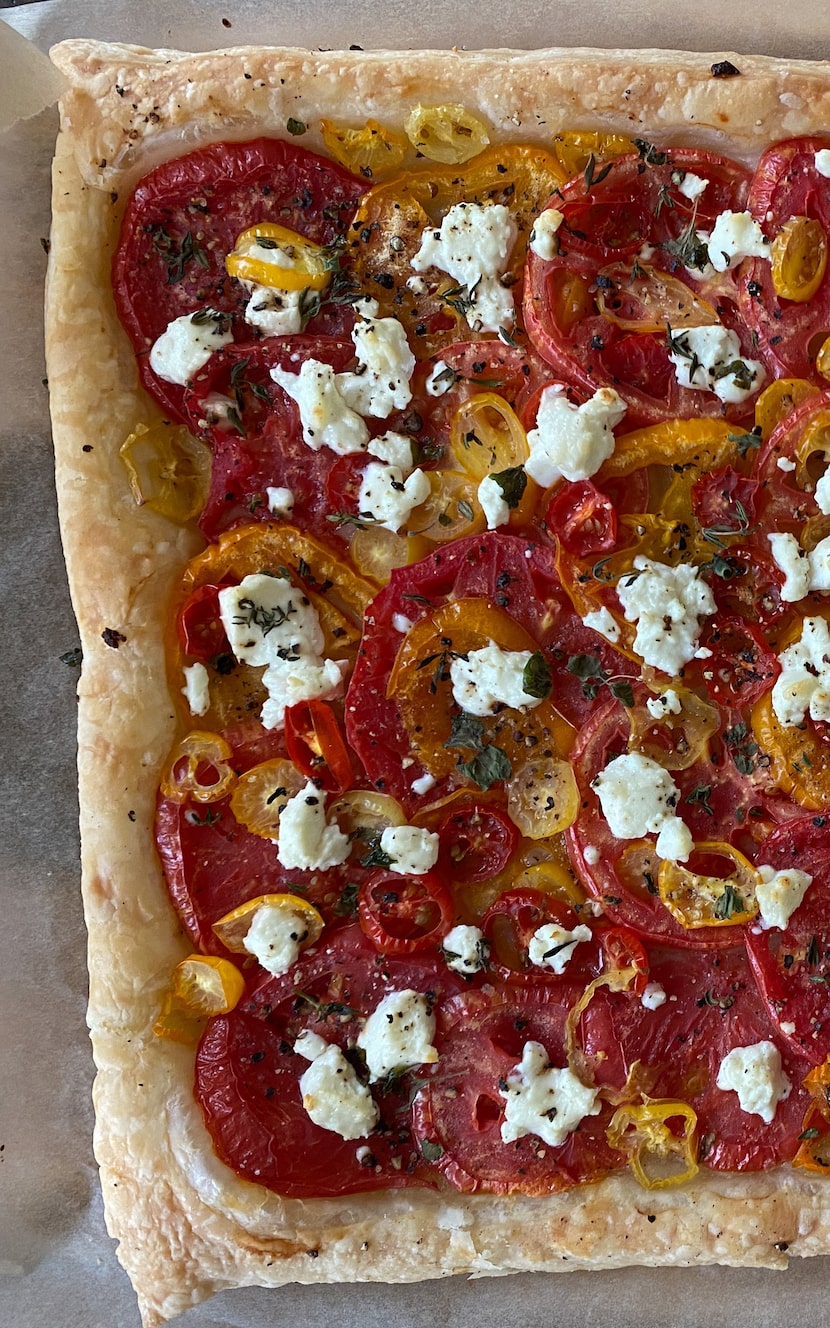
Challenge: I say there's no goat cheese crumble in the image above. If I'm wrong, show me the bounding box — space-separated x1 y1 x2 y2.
149 310 233 385
716 1041 791 1123
295 1031 379 1140
667 324 765 405
616 557 716 675
411 201 518 333
378 825 440 875
276 781 350 871
771 616 830 727
449 641 544 716
592 751 693 862
525 385 626 487
528 923 593 975
442 924 489 975
499 1042 601 1147
357 990 438 1082
755 865 813 931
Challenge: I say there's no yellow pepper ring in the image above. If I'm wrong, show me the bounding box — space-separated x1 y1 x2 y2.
657 842 760 929
159 731 236 805
606 1099 699 1190
226 222 333 291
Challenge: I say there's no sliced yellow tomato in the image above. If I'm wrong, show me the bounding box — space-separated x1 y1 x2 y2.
229 759 305 839
793 1102 830 1173
771 216 828 303
816 336 830 382
510 859 586 909
120 421 211 524
657 842 760 929
159 731 236 804
154 954 245 1043
388 598 572 782
328 789 407 838
226 222 333 291
754 377 819 439
448 393 529 481
595 262 718 335
607 1100 699 1190
550 130 634 180
349 525 410 584
406 470 486 543
506 758 580 838
320 117 408 178
172 524 377 728
404 104 490 164
212 893 324 954
751 690 830 811
627 685 719 771
791 407 830 496
349 145 564 354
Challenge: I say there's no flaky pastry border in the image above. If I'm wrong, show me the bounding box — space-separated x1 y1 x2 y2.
46 39 830 1328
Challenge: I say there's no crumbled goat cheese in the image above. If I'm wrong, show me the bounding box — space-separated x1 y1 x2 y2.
478 474 511 530
768 530 830 600
276 780 351 870
525 385 626 487
367 431 414 471
411 771 437 795
392 613 415 634
592 751 693 863
646 689 682 719
411 201 518 333
528 923 593 975
271 360 369 453
677 172 709 201
772 616 830 727
337 311 416 419
379 825 440 875
149 310 233 385
425 360 454 396
816 149 830 178
181 662 210 717
449 640 543 717
668 325 765 405
266 486 295 517
616 556 716 675
243 900 315 976
584 845 601 866
703 210 770 272
528 207 564 259
357 990 438 1081
295 1032 379 1139
499 1042 601 1147
756 865 813 931
244 284 304 337
581 606 621 644
716 1041 791 1124
442 924 489 975
357 461 430 533
218 572 347 729
641 983 667 1010
816 465 830 515
776 456 797 473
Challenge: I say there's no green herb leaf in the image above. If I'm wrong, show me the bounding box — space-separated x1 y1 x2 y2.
444 711 485 751
685 784 714 816
420 1139 445 1162
715 883 745 920
60 646 83 668
491 465 527 509
458 744 512 790
633 138 669 166
286 117 307 136
334 881 360 917
609 679 635 707
522 651 552 700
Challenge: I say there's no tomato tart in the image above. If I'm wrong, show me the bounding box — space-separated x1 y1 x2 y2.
46 38 830 1327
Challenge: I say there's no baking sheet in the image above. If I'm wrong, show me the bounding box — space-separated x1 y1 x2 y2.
4 2 830 1325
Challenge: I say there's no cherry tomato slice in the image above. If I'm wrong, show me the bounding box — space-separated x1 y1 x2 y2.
177 583 230 661
437 803 518 884
481 887 599 983
546 479 618 557
284 699 355 793
358 869 455 953
600 926 649 996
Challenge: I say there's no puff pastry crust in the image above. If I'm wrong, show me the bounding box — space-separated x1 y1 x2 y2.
46 39 830 1328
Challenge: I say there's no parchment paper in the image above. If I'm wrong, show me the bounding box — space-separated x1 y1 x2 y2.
4 2 830 1325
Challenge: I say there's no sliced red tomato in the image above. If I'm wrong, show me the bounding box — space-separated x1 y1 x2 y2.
113 138 364 421
600 926 649 995
177 583 230 661
745 815 830 1065
523 149 757 425
740 138 830 380
344 531 571 801
481 887 601 984
437 802 518 884
567 698 796 947
181 336 355 543
284 698 355 792
545 480 618 557
583 943 813 1171
358 869 455 953
410 989 624 1194
690 614 779 709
